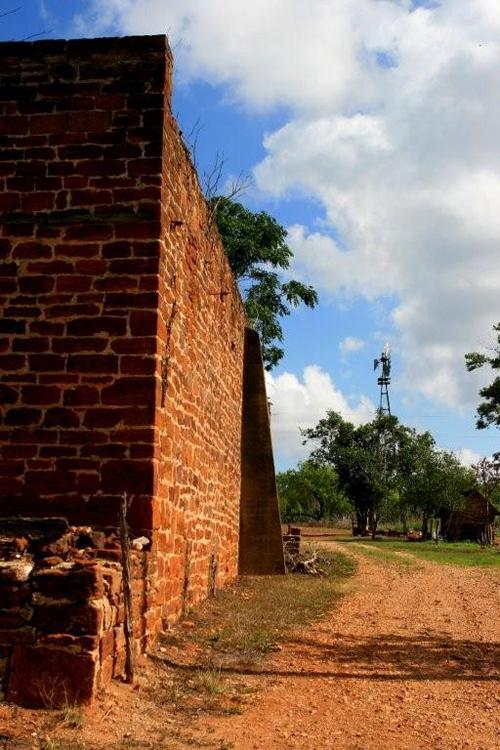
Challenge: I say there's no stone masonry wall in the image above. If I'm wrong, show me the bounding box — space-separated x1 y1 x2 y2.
0 36 170 533
0 521 151 706
0 33 250 699
155 100 247 624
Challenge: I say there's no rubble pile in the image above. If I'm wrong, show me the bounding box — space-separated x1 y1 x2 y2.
0 517 151 707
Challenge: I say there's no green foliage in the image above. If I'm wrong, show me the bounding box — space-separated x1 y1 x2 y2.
302 411 473 534
211 196 318 369
465 322 500 428
302 412 404 533
276 461 350 522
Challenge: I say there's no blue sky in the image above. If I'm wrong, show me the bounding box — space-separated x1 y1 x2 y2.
3 1 500 469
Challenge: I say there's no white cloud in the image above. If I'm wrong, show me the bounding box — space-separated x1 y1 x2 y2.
339 336 365 359
77 0 500 411
454 447 482 468
266 365 374 466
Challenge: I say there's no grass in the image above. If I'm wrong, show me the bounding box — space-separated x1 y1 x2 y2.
193 668 228 695
150 548 355 720
346 542 418 569
336 536 500 567
187 548 356 657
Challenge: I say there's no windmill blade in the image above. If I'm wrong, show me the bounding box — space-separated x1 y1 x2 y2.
373 358 379 371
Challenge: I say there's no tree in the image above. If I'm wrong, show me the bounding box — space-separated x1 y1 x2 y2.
400 447 472 537
302 411 402 535
465 322 500 428
211 196 318 369
472 455 500 506
276 461 350 522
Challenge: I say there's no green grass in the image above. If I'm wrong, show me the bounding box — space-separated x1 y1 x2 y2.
346 542 418 569
337 537 500 567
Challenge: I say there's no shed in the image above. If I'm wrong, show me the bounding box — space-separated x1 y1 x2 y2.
440 489 498 544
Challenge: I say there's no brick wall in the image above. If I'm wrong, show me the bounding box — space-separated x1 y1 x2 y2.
0 34 283 704
0 36 170 530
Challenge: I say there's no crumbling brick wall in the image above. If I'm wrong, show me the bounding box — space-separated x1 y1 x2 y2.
0 34 283 705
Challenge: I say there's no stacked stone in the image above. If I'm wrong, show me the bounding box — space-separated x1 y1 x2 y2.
0 538 149 706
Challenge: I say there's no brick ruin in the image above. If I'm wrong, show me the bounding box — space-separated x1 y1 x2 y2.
0 35 284 706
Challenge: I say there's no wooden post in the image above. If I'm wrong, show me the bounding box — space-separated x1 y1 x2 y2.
119 493 134 684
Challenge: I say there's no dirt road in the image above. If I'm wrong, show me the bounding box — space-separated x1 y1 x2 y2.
197 544 500 750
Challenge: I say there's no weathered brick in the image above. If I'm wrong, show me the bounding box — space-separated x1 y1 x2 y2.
21 385 60 404
18 276 55 294
67 354 118 373
63 385 99 406
101 377 153 405
4 408 42 426
43 407 80 428
66 317 126 336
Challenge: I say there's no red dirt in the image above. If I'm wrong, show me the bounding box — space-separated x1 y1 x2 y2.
195 542 500 750
1 542 498 749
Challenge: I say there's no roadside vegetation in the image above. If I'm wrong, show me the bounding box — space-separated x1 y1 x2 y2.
336 536 500 568
149 547 355 719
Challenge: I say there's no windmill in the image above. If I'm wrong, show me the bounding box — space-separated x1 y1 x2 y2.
373 343 392 417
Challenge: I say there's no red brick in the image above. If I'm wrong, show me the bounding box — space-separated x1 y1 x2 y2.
30 113 69 134
8 646 97 706
71 189 112 206
102 460 154 493
68 110 111 132
127 157 162 176
46 303 100 318
13 338 49 353
130 310 157 336
56 275 93 293
0 354 26 370
1 445 37 459
101 377 153 405
0 384 18 404
27 354 63 372
83 408 126 429
63 386 99 406
64 225 113 241
26 260 73 274
67 317 126 336
67 354 118 373
12 242 52 259
24 470 76 492
43 407 80 428
30 321 64 335
0 115 29 135
0 192 20 210
18 276 55 294
110 337 157 355
21 192 55 212
22 385 60 405
121 356 157 375
4 408 42 426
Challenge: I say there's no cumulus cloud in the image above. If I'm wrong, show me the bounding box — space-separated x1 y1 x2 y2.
454 447 482 468
266 365 374 466
77 0 500 410
339 336 366 359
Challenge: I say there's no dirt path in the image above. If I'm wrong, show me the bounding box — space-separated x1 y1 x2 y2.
194 544 500 750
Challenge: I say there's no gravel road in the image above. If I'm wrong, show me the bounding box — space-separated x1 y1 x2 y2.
202 543 500 750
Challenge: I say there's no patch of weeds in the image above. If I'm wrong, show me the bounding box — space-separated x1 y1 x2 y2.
186 549 355 660
193 668 227 695
38 739 85 750
218 742 234 750
60 704 84 730
223 705 243 716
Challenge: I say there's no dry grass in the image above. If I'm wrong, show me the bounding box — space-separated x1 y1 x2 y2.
148 548 355 721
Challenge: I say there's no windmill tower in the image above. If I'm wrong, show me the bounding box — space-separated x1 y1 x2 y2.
373 343 392 417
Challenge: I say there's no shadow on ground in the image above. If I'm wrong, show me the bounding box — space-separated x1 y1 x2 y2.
152 631 500 683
